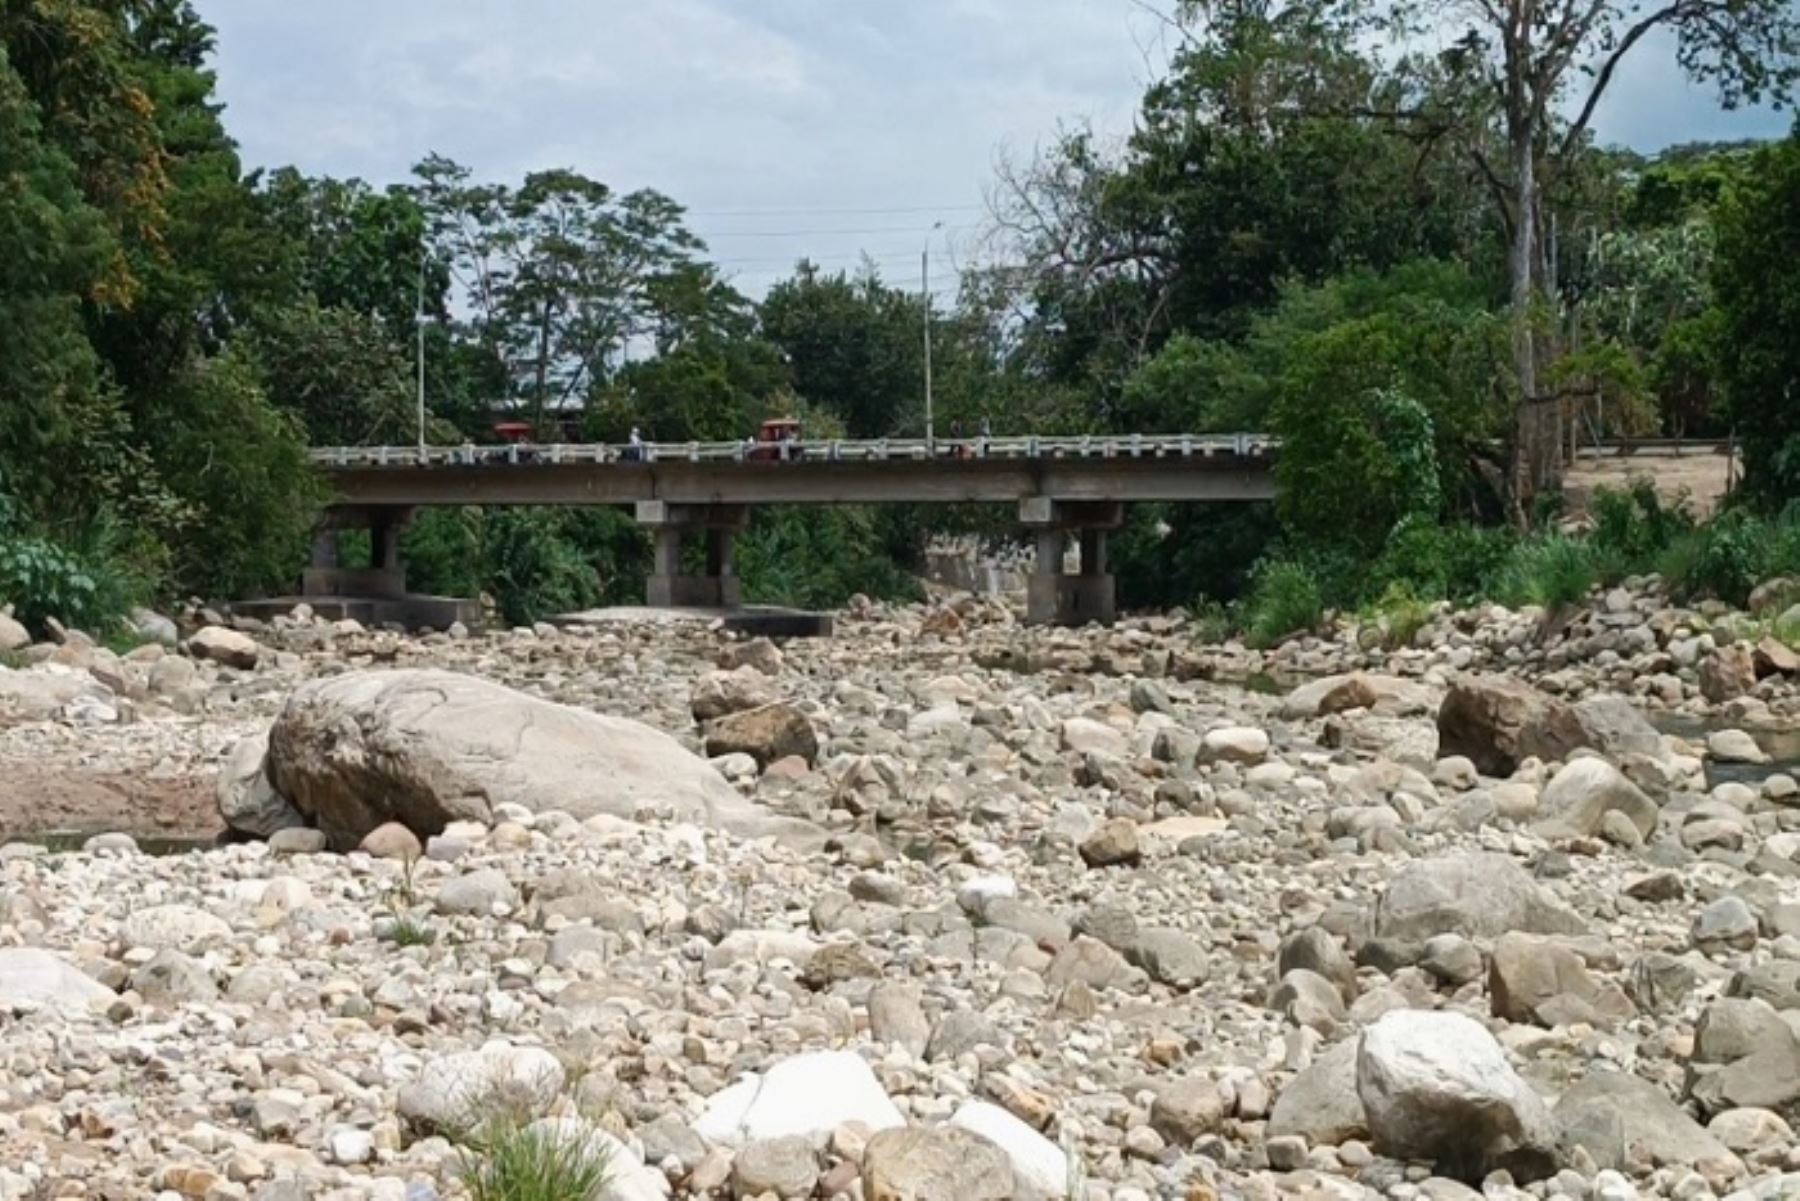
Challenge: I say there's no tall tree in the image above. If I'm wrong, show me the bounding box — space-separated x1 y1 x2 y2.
414 156 703 432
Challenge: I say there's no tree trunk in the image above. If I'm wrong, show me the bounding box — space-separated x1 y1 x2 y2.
1507 120 1540 529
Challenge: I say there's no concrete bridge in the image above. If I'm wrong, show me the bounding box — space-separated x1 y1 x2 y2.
300 434 1277 627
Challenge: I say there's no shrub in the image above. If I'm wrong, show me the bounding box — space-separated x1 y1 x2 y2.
1244 559 1324 648
1371 519 1517 604
1589 480 1695 567
482 510 600 626
1364 583 1432 649
1660 505 1800 606
461 1117 613 1201
0 525 145 635
1494 536 1597 611
737 507 922 610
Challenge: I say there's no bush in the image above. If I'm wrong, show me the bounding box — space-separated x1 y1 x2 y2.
1589 480 1695 567
1370 519 1517 605
0 518 146 636
1363 583 1432 649
1660 504 1800 606
482 510 600 626
1244 559 1324 648
1494 536 1598 611
737 507 922 610
461 1118 613 1201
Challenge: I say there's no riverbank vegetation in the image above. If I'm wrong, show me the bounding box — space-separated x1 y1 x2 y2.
2 2 1796 634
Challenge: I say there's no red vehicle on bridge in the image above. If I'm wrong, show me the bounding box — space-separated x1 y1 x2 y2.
747 417 803 462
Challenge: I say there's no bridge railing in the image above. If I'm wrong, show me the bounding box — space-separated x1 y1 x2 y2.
307 433 1279 469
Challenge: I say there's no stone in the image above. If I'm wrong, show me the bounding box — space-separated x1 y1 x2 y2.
361 821 424 859
690 666 776 722
524 1120 668 1201
1269 968 1348 1033
1372 853 1586 942
1150 1078 1227 1146
1708 1108 1793 1157
868 983 930 1056
732 1136 819 1198
692 1050 903 1148
1694 998 1791 1065
862 1126 1014 1201
121 904 231 952
1079 818 1140 867
1279 927 1358 1000
129 949 217 1004
1700 644 1758 702
1754 637 1800 677
1488 933 1623 1027
1554 1070 1738 1174
1707 729 1768 764
719 636 782 673
268 827 327 855
0 948 113 1011
1356 1009 1558 1182
1060 717 1127 758
948 1101 1068 1199
1283 672 1434 719
1436 675 1587 777
434 869 515 916
926 1010 1004 1062
1419 934 1484 986
0 611 28 652
1268 1038 1368 1145
397 1045 565 1134
702 701 818 768
1120 927 1206 992
216 733 304 838
1572 697 1665 760
1691 896 1758 952
265 669 815 850
1201 726 1270 764
1690 1034 1800 1116
1535 758 1659 841
188 626 260 669
129 608 179 646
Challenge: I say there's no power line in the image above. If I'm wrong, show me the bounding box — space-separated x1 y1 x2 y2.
697 222 978 239
685 202 985 217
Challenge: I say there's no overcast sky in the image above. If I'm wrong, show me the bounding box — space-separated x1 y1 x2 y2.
205 0 1788 298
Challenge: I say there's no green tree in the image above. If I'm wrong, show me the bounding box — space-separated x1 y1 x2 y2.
760 263 925 437
1713 128 1800 505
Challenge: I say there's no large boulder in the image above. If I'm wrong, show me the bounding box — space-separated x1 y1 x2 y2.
1555 1070 1739 1175
0 611 28 653
1437 675 1587 776
265 669 816 849
1372 853 1586 943
216 732 304 838
1357 1010 1558 1182
1488 933 1632 1027
1534 758 1659 841
397 1045 565 1134
701 701 818 767
949 1101 1067 1199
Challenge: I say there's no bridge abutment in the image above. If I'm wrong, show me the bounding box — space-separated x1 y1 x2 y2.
638 501 746 609
1021 499 1120 627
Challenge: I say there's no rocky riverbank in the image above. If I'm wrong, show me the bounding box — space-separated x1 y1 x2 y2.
0 587 1798 1200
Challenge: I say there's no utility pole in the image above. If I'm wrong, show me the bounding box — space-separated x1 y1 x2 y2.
922 242 933 449
416 247 428 455
923 220 941 448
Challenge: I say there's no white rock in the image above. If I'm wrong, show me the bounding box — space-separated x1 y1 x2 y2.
950 1101 1068 1199
121 904 231 952
1202 726 1270 764
397 1044 565 1133
0 948 114 1011
691 1050 903 1147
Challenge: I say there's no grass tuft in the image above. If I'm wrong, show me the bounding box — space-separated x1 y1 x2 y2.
461 1117 614 1201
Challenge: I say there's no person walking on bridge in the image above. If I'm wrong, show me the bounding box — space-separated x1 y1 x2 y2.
625 427 644 463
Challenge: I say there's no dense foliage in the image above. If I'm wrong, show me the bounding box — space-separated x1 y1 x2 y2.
0 1 1795 634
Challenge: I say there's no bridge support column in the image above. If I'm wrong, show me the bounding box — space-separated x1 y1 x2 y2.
302 506 412 599
638 501 746 609
1021 498 1121 627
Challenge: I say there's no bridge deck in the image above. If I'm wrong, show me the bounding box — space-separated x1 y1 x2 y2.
311 434 1279 508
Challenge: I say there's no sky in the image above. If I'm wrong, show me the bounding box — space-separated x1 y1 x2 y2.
204 1 1790 299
